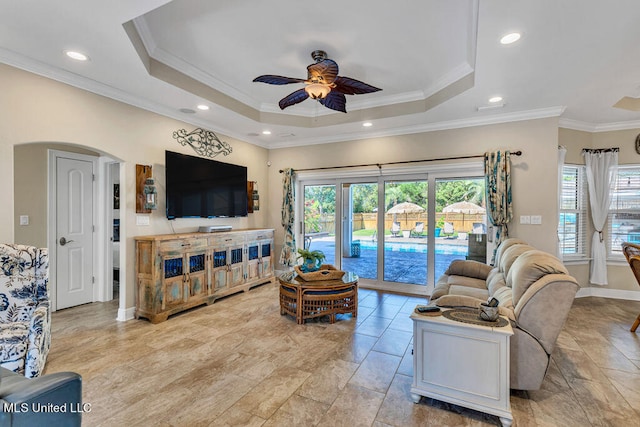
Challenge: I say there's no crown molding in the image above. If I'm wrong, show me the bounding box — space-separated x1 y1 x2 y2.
267 106 567 149
0 47 266 149
559 117 640 132
130 16 474 118
6 45 638 151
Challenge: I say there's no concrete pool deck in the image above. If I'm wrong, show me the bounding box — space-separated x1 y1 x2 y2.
306 236 478 286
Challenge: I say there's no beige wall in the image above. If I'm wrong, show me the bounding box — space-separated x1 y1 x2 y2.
3 61 638 315
14 144 99 247
558 127 640 292
1 64 270 314
268 117 561 270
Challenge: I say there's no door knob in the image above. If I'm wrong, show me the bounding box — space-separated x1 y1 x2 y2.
59 237 74 246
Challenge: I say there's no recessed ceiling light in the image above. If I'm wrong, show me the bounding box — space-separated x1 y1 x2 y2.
179 108 196 114
65 50 89 61
362 122 373 127
196 104 209 111
262 130 272 135
489 96 503 103
500 32 521 45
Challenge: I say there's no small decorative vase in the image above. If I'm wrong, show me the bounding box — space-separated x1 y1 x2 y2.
301 258 321 272
479 304 499 322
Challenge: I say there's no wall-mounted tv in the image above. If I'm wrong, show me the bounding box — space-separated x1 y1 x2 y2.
165 150 248 219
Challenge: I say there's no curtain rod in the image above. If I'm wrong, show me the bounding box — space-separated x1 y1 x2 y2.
581 147 619 153
278 150 522 173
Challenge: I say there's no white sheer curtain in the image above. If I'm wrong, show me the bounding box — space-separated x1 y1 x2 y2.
557 146 567 258
583 148 618 285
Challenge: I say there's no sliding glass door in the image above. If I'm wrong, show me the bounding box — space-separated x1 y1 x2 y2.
434 177 487 279
383 178 428 285
303 184 336 266
341 182 378 280
297 165 485 295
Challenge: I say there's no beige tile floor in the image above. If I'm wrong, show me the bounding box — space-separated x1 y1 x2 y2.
46 283 640 426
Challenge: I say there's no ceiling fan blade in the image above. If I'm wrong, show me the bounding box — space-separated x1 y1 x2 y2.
278 88 309 109
253 75 305 85
319 92 347 113
307 59 339 84
333 76 382 95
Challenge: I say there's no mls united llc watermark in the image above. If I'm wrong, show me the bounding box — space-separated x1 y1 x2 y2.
2 402 92 413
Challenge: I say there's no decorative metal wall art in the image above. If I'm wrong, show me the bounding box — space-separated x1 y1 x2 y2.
172 128 233 158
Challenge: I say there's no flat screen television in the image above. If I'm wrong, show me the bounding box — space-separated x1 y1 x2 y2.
165 150 248 219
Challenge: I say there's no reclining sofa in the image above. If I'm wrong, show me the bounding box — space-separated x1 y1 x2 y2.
430 238 579 390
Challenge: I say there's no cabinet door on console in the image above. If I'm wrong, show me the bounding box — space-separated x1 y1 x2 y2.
228 246 245 287
186 251 208 300
211 249 229 292
246 243 260 281
259 239 274 279
162 255 186 308
249 230 274 279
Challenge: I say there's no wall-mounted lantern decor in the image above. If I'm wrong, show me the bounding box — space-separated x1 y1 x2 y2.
252 182 260 211
247 181 260 213
144 178 157 210
172 127 233 158
136 164 153 213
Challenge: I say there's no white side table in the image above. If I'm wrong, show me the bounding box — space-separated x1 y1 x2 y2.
410 310 513 427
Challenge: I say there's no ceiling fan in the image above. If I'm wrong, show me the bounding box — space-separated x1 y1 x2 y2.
253 50 381 113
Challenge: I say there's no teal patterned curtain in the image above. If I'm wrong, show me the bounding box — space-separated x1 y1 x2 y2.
485 151 513 262
279 168 297 267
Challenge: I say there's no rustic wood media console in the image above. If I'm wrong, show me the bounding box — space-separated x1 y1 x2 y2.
135 228 275 323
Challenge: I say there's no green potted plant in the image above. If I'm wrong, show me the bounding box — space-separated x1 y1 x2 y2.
297 248 326 272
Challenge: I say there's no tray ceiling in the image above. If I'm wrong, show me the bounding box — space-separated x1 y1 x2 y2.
1 0 640 147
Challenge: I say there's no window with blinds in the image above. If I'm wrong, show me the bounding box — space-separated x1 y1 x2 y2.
559 165 588 259
609 165 640 257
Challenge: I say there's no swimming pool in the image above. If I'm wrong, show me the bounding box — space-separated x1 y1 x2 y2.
356 240 468 255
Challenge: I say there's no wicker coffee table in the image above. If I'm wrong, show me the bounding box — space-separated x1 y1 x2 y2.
278 271 358 324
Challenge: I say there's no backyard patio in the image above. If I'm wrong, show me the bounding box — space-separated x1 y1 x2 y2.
307 235 473 286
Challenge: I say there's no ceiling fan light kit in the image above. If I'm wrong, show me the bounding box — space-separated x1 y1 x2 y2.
253 50 381 113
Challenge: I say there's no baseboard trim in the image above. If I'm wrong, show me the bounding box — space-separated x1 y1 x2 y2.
576 287 640 301
117 306 136 322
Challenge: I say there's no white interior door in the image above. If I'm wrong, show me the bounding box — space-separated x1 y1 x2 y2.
56 155 94 309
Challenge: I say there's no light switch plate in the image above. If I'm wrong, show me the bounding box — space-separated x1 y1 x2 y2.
531 215 542 225
520 215 531 224
136 215 150 226
19 215 29 226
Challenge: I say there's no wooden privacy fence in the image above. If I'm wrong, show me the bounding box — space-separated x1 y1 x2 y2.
305 213 486 234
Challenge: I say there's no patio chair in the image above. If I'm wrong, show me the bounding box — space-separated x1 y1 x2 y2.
621 242 640 332
472 222 486 234
443 221 455 238
391 222 401 237
410 222 424 238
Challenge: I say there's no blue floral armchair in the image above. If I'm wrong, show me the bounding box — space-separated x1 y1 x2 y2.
0 244 50 378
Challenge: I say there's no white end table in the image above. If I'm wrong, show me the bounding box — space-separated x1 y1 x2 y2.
410 309 513 427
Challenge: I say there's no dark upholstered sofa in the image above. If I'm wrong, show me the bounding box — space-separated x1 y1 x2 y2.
0 367 82 427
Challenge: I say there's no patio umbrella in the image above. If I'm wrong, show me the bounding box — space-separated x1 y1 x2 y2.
387 202 425 228
387 202 425 215
442 201 485 214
